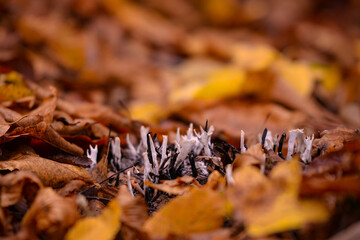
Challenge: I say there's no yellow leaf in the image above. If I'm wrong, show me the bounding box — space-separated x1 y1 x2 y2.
0 71 33 102
143 188 232 237
275 59 315 96
170 67 245 104
246 160 329 237
312 64 340 92
129 102 166 123
65 199 122 240
232 44 278 71
194 68 245 100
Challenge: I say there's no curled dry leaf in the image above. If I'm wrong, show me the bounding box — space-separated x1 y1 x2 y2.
4 121 84 156
65 198 122 240
0 153 93 188
0 91 84 155
18 188 80 240
143 188 233 237
145 175 201 196
312 128 360 155
0 171 43 207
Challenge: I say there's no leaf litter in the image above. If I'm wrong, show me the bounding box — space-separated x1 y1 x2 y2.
1 1 360 240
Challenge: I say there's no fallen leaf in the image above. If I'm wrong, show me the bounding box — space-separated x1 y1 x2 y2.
0 115 10 137
19 188 80 240
0 171 43 207
274 58 315 97
232 44 278 71
145 175 201 196
0 71 33 102
4 120 84 156
204 170 226 191
65 198 122 240
228 160 329 237
143 188 232 237
0 153 93 188
57 100 130 132
92 141 109 183
116 185 148 230
246 160 329 236
301 175 360 197
232 143 265 170
312 128 360 155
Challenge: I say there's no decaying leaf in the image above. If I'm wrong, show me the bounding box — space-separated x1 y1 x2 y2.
145 175 201 196
0 153 93 188
143 188 232 237
0 171 43 207
19 188 80 240
65 198 122 240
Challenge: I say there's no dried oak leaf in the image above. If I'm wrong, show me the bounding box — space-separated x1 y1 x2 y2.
228 160 329 237
0 171 43 207
143 188 233 237
145 175 201 196
0 153 93 188
18 188 80 240
312 128 360 155
65 198 122 240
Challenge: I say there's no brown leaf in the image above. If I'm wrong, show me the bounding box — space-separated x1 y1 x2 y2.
91 142 109 183
19 188 80 240
4 121 84 156
57 179 89 197
0 153 93 188
312 128 360 155
145 175 201 196
19 86 57 125
0 171 43 207
116 185 148 230
57 99 130 132
301 175 360 197
232 143 265 170
0 105 22 123
0 115 10 137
